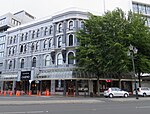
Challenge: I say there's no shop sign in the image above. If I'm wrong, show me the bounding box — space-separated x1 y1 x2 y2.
106 80 112 82
21 71 31 80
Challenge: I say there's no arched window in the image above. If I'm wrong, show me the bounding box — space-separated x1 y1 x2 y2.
57 53 63 65
45 55 51 66
44 40 48 49
20 45 23 53
68 52 74 64
13 35 16 43
24 44 27 53
36 42 40 50
12 47 15 55
32 57 36 67
69 34 73 46
81 21 85 29
32 30 35 38
58 23 62 33
37 29 40 37
21 34 24 41
49 26 53 34
8 48 11 55
58 36 62 48
44 27 49 36
25 32 28 40
49 39 52 48
10 37 13 44
21 59 25 68
9 60 12 69
68 20 73 30
31 43 34 51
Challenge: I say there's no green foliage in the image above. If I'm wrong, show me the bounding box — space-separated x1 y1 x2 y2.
76 8 150 77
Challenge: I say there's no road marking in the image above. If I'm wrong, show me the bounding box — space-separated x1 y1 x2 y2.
0 111 45 114
136 106 150 109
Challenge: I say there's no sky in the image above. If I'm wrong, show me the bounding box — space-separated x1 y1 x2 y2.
0 0 101 19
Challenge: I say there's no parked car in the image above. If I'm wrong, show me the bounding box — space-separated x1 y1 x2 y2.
134 87 150 97
103 87 129 98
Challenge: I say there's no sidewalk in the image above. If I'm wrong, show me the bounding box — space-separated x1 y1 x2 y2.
0 95 104 105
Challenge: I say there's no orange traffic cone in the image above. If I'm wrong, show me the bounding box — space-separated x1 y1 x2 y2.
9 91 13 97
16 91 20 96
4 91 6 96
28 90 32 96
38 91 41 96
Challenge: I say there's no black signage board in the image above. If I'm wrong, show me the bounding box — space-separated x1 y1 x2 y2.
21 71 31 80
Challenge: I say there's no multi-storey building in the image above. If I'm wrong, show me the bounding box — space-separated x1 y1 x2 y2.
2 10 93 96
0 11 35 91
101 0 150 26
1 0 150 96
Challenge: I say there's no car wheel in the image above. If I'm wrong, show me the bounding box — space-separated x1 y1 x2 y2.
109 94 113 98
124 93 128 98
143 93 146 97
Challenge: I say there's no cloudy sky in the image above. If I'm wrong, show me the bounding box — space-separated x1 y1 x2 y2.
0 0 101 19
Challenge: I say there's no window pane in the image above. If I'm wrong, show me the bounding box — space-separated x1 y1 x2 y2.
57 54 63 65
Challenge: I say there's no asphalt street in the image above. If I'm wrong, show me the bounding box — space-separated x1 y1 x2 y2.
0 96 150 114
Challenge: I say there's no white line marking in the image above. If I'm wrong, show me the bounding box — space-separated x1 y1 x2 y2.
136 106 150 109
1 111 44 114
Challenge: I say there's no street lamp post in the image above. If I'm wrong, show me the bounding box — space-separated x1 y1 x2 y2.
128 44 139 99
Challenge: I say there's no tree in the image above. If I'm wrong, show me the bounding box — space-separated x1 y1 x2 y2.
76 8 150 95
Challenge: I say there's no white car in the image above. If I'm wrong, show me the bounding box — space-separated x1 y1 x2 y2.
104 87 129 98
134 87 150 97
